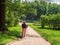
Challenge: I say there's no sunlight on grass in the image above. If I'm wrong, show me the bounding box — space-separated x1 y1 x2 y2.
0 25 22 45
29 24 60 45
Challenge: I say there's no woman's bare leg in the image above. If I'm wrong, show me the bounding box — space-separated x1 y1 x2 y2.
22 29 24 38
24 28 26 37
22 28 26 37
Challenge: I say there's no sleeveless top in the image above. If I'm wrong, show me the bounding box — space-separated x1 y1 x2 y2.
22 23 27 28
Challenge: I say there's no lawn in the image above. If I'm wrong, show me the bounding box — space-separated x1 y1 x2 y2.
29 24 60 45
0 25 22 45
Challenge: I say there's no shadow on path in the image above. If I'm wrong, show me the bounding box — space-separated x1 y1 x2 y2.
26 34 40 38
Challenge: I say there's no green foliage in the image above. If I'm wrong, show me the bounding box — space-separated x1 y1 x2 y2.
40 14 60 29
20 1 60 20
0 25 21 45
20 2 37 20
5 0 60 27
6 0 20 27
40 15 48 28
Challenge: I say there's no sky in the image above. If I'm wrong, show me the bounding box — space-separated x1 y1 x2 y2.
22 0 60 4
21 0 34 2
46 0 60 4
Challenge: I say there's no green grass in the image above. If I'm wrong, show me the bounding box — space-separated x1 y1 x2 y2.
29 24 60 45
0 25 22 45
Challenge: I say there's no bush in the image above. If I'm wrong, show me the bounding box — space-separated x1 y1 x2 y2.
40 15 48 28
40 14 60 29
6 10 20 27
33 21 41 26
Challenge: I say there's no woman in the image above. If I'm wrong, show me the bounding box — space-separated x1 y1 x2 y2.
22 22 28 38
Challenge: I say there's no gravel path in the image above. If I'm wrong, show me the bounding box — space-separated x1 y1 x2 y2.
6 23 51 45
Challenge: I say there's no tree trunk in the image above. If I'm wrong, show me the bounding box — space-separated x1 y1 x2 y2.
0 0 7 32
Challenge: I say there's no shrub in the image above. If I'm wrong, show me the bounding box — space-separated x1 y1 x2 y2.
40 14 60 29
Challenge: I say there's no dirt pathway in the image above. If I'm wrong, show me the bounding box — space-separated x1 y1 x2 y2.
6 23 51 45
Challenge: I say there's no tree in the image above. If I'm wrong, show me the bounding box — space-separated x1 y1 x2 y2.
6 0 21 26
0 0 7 32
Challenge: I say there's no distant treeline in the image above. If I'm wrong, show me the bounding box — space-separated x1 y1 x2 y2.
20 1 60 20
6 0 60 27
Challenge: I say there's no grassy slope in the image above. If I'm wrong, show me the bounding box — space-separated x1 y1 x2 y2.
29 24 60 45
0 25 22 45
